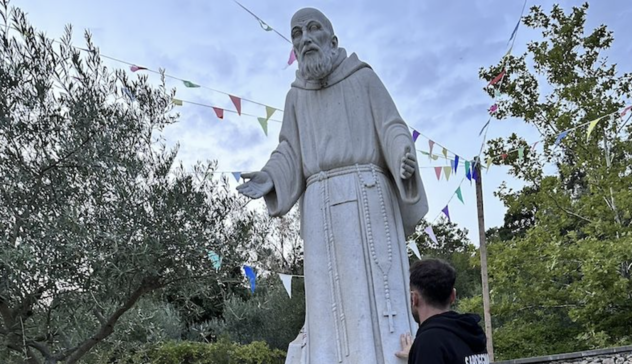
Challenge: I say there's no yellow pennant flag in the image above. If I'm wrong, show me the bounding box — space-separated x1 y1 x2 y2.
173 99 183 106
442 147 448 159
443 166 452 181
586 116 604 141
265 106 276 120
486 157 493 171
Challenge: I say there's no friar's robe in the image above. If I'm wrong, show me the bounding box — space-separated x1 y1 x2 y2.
261 48 429 364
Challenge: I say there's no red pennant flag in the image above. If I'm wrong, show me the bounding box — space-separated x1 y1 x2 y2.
621 106 632 117
488 69 505 87
130 65 147 72
213 107 224 119
501 153 508 160
434 166 442 180
429 140 435 157
288 49 297 65
229 95 242 116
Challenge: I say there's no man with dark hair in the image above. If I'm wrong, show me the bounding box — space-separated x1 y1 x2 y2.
397 258 489 363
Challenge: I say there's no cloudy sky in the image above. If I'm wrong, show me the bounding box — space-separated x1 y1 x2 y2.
10 0 632 244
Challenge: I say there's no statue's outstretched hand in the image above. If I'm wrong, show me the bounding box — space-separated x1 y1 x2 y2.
236 171 274 199
400 146 416 180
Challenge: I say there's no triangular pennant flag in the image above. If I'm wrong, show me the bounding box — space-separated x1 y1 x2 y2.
472 162 478 181
428 140 435 157
501 153 508 160
258 117 269 136
586 117 603 141
486 157 493 171
258 19 273 31
554 130 569 147
213 107 224 119
183 80 200 88
479 119 491 136
465 160 471 181
621 106 632 117
531 141 539 151
432 154 439 161
172 98 183 106
407 241 422 260
518 147 525 163
288 49 297 66
504 44 513 58
489 104 498 114
488 69 505 87
494 89 501 99
265 106 276 120
122 88 135 101
207 251 222 271
443 166 452 181
243 266 257 293
453 155 459 173
434 167 442 181
230 95 242 115
279 274 292 298
130 65 147 72
456 187 464 204
232 172 241 182
424 226 438 245
508 19 520 43
412 130 420 143
441 205 451 222
442 147 448 159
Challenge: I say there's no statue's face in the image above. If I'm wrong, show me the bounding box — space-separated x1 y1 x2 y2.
291 11 338 80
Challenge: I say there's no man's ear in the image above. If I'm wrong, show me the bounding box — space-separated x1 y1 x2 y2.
331 35 338 49
411 291 420 308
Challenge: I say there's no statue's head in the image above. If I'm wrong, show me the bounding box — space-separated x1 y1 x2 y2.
290 8 339 81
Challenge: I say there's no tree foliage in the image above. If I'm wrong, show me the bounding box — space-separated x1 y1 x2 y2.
478 3 632 359
0 2 260 363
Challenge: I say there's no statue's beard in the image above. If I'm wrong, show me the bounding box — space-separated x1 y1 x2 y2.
299 47 336 81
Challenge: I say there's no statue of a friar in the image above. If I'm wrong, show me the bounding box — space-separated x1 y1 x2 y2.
237 7 429 364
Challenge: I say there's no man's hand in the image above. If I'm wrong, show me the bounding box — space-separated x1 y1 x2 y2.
400 146 416 180
236 171 274 199
395 332 413 359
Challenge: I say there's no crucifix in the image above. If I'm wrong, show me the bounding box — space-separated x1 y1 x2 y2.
383 300 397 333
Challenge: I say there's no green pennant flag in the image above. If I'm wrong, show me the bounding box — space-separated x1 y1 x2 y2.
265 106 276 120
456 187 464 204
258 117 268 136
465 160 471 176
172 98 183 106
518 147 525 163
183 80 200 88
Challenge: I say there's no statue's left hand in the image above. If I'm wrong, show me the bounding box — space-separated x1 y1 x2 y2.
400 146 416 180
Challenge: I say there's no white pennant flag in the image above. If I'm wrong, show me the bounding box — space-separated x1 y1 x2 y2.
279 274 292 298
407 241 422 260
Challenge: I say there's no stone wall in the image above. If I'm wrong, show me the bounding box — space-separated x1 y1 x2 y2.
494 345 632 364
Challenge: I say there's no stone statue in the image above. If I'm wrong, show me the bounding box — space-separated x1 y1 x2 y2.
237 7 429 364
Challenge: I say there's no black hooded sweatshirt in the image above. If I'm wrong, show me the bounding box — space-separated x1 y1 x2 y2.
408 311 489 364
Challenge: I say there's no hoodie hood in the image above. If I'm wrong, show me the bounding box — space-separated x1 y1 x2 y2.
418 311 487 353
291 48 371 90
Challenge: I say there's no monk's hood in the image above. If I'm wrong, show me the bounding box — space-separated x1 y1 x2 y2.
291 48 371 90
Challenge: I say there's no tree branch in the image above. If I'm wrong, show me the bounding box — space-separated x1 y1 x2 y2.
60 276 162 364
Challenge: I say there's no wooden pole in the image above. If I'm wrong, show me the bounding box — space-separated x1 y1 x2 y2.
474 157 494 361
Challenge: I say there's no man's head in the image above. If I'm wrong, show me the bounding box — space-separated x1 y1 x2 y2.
290 8 339 81
409 258 457 323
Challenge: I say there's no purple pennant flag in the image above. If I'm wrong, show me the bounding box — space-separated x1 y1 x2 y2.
472 162 478 181
424 226 438 244
243 265 257 293
412 130 420 143
442 205 451 222
453 155 459 173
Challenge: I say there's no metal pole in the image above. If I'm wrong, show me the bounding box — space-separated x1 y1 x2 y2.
474 157 494 361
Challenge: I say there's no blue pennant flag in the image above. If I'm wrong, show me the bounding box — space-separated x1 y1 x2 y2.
472 161 479 181
554 130 569 147
244 265 257 293
508 20 520 43
453 155 459 173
